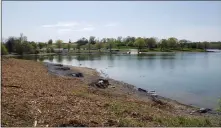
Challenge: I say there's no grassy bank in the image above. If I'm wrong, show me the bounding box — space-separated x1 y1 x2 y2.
1 58 221 127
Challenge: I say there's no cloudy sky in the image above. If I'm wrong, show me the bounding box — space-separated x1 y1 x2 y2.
2 1 221 42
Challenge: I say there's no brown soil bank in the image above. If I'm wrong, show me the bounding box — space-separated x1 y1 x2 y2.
1 58 221 127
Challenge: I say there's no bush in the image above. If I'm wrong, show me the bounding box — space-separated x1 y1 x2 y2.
217 99 221 112
35 49 40 54
140 49 149 52
46 47 55 53
46 47 51 53
1 44 8 55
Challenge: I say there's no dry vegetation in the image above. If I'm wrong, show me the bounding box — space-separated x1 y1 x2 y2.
1 58 221 127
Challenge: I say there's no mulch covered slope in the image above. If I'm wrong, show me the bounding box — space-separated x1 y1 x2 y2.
1 58 108 127
1 58 221 127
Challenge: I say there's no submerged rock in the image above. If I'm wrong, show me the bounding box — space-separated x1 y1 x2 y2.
138 88 147 93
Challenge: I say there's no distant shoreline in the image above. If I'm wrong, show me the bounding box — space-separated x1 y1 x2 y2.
2 50 219 57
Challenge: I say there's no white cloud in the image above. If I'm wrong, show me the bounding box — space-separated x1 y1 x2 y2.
57 27 95 34
77 27 95 31
42 22 79 28
104 22 118 27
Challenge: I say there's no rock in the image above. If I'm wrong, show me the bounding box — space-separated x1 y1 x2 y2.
89 79 110 89
152 98 164 105
138 88 147 93
149 90 156 94
150 93 157 97
71 73 83 77
56 67 70 70
53 64 63 67
109 86 115 88
197 108 212 113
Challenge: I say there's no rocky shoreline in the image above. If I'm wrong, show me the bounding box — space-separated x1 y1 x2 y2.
44 61 220 116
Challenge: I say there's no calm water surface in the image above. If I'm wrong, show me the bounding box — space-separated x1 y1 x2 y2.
18 52 221 108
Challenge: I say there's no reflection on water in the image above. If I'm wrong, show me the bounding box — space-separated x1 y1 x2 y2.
48 55 54 62
14 52 221 108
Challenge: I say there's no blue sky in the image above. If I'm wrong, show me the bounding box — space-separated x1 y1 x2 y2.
2 1 221 42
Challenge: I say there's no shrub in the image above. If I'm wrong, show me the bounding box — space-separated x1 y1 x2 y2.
1 44 8 55
46 47 51 53
217 99 221 112
35 49 40 54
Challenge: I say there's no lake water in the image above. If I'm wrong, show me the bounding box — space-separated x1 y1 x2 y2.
16 52 221 109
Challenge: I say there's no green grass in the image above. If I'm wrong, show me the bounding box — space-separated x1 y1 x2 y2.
106 100 220 127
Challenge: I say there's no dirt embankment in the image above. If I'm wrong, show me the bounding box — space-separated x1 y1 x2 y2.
1 58 221 127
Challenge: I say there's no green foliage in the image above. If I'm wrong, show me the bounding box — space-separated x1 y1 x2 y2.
107 38 116 52
38 42 46 49
154 116 213 127
134 37 145 52
217 98 221 112
89 36 96 45
145 37 157 50
22 41 35 54
160 39 168 51
95 42 103 52
167 37 178 49
5 37 17 53
1 44 8 55
3 34 221 54
48 39 53 45
55 40 63 49
67 43 71 51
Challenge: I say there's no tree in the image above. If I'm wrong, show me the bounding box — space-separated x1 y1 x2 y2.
68 39 71 52
134 37 145 53
5 37 17 53
101 38 107 43
56 40 63 52
167 37 178 49
160 39 168 51
22 41 34 54
89 36 96 44
38 42 46 49
88 36 96 53
95 42 103 52
1 44 8 55
76 43 81 53
146 37 157 50
48 39 53 45
19 33 27 44
128 41 134 47
203 41 209 51
107 38 115 53
179 39 188 50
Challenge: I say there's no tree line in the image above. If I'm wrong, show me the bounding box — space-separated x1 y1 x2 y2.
1 33 221 55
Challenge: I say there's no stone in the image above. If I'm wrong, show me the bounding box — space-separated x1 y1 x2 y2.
56 67 70 70
138 88 147 93
197 108 211 113
89 79 110 89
